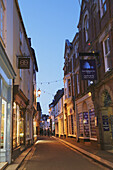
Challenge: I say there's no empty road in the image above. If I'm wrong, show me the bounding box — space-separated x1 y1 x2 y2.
19 136 109 170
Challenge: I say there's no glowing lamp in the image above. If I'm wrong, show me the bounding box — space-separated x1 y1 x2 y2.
37 88 41 97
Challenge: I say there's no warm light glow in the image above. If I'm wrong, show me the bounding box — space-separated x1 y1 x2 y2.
88 92 91 96
83 119 87 124
37 88 41 97
13 102 16 109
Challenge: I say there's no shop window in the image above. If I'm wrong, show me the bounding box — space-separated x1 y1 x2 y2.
17 105 20 146
83 112 89 137
1 99 6 149
71 115 74 134
89 109 96 138
27 112 30 138
13 102 17 148
103 36 111 72
79 113 83 137
20 111 24 145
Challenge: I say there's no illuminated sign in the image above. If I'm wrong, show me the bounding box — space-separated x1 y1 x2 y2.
18 57 30 69
80 59 97 80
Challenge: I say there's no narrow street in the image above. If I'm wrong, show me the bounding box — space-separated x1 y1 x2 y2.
19 136 108 170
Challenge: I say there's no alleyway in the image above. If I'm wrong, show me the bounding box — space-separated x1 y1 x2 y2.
18 136 108 170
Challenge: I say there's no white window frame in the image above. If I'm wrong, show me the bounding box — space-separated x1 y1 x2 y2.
103 36 110 72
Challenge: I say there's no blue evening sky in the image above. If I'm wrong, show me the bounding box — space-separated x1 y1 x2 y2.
18 0 81 114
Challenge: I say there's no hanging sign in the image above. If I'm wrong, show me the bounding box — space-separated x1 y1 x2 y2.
80 59 97 80
18 57 30 69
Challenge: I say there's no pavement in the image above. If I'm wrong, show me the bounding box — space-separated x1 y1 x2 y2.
0 147 32 170
1 136 113 169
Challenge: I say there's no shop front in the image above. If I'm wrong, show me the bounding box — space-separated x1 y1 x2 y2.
76 93 97 144
13 85 29 156
55 117 59 137
58 113 64 137
67 107 75 137
0 42 16 163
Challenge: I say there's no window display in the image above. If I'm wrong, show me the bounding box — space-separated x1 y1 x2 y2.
1 99 6 149
89 109 96 138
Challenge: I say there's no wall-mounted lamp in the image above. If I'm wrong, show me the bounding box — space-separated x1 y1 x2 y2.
37 88 41 97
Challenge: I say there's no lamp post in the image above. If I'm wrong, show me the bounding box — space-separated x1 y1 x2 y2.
37 88 41 97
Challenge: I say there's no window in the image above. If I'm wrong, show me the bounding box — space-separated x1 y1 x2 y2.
100 0 107 17
76 73 80 94
19 28 23 51
103 36 111 72
68 79 71 97
84 15 89 42
0 0 5 41
1 99 6 149
75 44 78 59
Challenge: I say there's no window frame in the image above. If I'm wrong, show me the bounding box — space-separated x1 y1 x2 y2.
103 35 111 72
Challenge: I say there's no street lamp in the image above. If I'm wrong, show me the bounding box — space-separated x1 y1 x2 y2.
37 88 41 97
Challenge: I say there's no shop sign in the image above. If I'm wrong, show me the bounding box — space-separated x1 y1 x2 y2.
18 57 30 69
80 59 97 80
102 115 109 131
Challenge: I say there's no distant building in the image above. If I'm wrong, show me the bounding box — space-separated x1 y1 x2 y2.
33 102 42 141
49 88 64 137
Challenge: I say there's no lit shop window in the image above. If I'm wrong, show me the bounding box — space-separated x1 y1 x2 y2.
1 99 6 149
103 36 111 72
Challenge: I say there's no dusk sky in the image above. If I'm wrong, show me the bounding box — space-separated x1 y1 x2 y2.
18 0 81 114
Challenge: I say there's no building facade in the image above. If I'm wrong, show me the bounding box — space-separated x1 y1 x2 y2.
63 0 113 150
0 0 38 163
0 0 16 163
49 88 64 137
12 0 38 158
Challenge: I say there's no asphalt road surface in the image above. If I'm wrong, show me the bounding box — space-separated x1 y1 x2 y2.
19 136 109 170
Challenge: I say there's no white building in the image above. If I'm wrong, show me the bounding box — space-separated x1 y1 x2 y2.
0 0 38 163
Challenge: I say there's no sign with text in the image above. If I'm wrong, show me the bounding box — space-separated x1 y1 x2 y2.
102 115 109 131
18 57 30 69
80 59 97 80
